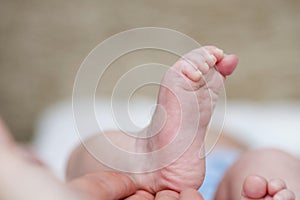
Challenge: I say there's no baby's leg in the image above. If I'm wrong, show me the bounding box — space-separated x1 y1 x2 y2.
215 148 299 200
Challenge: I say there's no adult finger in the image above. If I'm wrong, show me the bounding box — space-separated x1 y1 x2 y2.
125 190 154 200
155 190 179 200
179 189 203 200
68 171 136 200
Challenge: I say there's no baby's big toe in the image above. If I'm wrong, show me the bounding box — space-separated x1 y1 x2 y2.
241 175 268 200
216 54 239 76
201 46 239 76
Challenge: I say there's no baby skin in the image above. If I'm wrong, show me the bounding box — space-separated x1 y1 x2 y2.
132 46 238 193
67 46 297 199
242 175 295 200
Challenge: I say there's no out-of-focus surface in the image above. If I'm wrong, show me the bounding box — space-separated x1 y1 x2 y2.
33 99 300 179
1 0 300 140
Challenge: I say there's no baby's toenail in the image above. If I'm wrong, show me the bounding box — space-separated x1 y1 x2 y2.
274 195 284 200
216 48 224 57
195 70 202 76
203 63 209 71
210 55 216 63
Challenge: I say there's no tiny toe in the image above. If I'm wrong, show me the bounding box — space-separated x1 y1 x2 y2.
268 179 287 196
181 60 202 82
242 175 268 199
203 46 225 61
216 54 239 76
273 189 296 200
193 48 217 67
202 46 238 76
182 52 210 73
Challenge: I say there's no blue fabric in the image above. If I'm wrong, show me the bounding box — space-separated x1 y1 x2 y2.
198 148 240 200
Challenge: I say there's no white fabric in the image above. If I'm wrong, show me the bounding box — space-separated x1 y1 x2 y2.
33 98 300 179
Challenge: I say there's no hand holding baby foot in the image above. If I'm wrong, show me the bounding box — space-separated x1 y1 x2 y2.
125 188 203 200
131 46 238 193
67 45 239 195
0 119 142 200
241 175 296 200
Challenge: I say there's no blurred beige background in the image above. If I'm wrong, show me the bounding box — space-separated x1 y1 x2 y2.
0 0 299 141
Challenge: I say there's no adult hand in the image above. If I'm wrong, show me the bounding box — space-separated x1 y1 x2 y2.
0 118 136 200
125 189 203 200
0 119 203 200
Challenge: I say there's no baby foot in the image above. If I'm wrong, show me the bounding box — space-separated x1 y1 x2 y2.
241 175 296 200
133 46 238 193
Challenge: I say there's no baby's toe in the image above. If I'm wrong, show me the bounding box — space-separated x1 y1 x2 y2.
268 179 287 196
192 48 218 67
216 54 239 76
179 51 213 82
180 60 203 82
242 175 268 199
203 45 224 61
199 46 238 76
273 189 296 200
182 51 210 73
